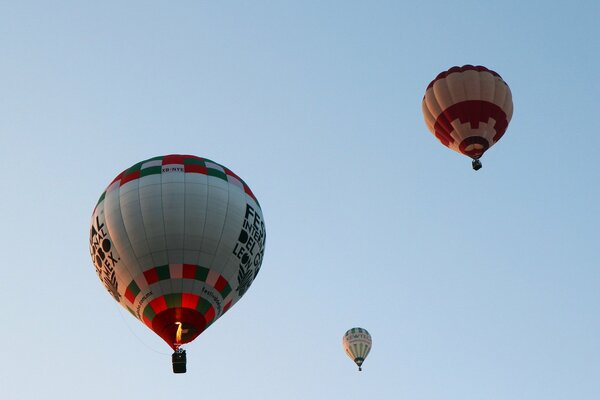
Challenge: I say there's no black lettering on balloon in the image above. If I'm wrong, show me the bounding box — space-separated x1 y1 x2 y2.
238 229 249 244
102 238 111 252
233 204 266 296
90 215 121 302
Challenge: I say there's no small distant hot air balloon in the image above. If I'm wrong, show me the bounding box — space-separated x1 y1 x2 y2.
89 154 266 373
343 328 372 371
422 65 513 170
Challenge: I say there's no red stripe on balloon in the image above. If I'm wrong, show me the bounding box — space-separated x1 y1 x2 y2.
120 170 140 185
426 65 503 90
433 100 508 156
182 264 196 279
214 276 227 292
184 164 208 174
244 185 257 202
224 167 241 181
150 296 168 314
144 268 159 285
162 154 186 165
181 293 200 309
124 288 137 303
224 166 259 205
204 306 216 323
110 171 126 185
142 315 152 327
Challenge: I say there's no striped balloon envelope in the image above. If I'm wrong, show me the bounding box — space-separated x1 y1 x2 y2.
343 327 372 371
89 154 266 351
422 65 513 170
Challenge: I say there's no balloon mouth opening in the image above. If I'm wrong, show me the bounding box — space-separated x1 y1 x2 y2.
459 136 490 159
148 308 208 350
354 357 365 366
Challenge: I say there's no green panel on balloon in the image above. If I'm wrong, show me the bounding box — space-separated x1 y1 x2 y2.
219 283 232 299
207 168 227 181
165 293 182 309
195 266 209 282
141 166 162 177
196 297 212 315
184 157 205 166
125 161 144 174
143 305 156 321
156 265 170 281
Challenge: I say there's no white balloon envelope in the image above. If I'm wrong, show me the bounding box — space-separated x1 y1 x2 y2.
89 154 266 349
343 327 372 371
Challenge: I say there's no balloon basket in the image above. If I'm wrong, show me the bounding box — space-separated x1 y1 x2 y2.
472 159 482 171
172 349 187 374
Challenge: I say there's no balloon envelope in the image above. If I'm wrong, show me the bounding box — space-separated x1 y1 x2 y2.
343 327 372 370
89 154 266 349
422 65 513 162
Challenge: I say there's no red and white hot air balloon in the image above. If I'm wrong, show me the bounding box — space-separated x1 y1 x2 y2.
422 65 513 170
89 154 266 373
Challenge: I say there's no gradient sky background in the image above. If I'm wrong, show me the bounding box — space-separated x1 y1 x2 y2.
2 1 600 399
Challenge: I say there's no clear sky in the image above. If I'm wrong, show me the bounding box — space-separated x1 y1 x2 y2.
2 1 600 399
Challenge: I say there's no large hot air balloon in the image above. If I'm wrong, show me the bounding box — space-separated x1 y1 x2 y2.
343 328 372 371
89 154 266 373
422 65 513 170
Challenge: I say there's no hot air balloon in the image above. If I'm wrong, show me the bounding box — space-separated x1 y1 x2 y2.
343 327 372 371
422 65 513 170
89 154 266 373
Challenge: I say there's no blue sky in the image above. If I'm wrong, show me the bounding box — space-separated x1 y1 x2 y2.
2 1 600 399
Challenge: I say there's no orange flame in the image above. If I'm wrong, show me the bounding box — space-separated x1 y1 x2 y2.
175 322 183 344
